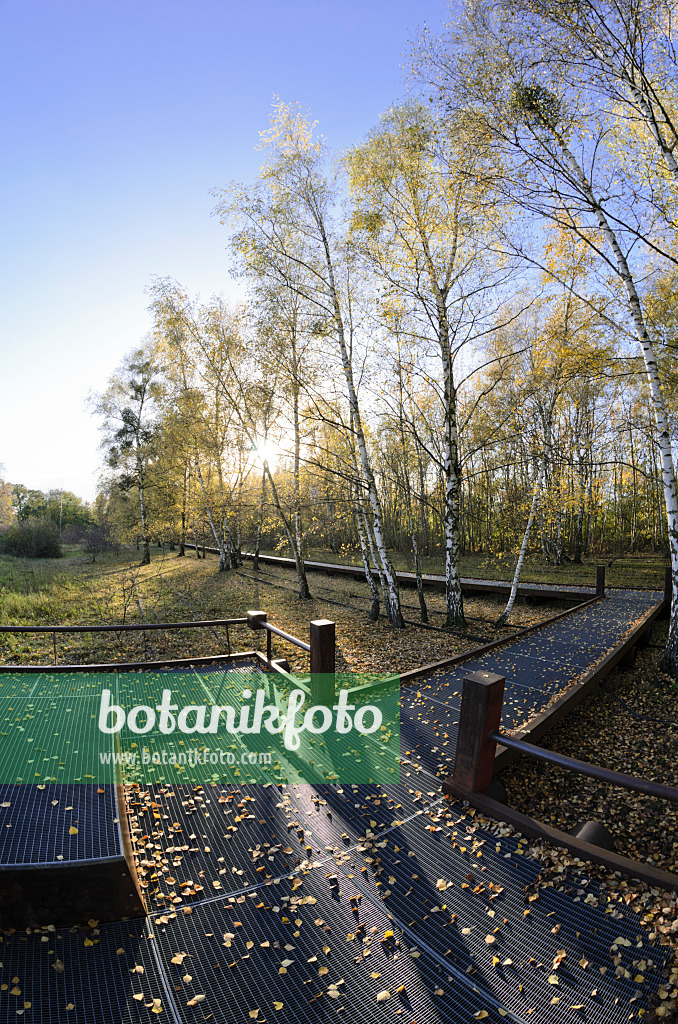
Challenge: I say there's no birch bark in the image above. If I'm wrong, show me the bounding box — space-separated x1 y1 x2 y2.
320 227 405 627
263 461 311 600
193 456 228 570
353 482 381 620
496 461 544 627
253 467 266 572
551 133 678 672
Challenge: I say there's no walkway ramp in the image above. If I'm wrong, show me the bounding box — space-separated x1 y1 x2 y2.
400 589 662 776
238 551 596 601
0 589 670 1023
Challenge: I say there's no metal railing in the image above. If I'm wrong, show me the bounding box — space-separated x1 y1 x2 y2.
0 612 338 705
489 729 678 804
0 617 249 667
245 610 335 703
447 666 678 807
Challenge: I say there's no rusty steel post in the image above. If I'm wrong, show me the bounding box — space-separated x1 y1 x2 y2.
310 619 335 706
452 670 505 796
246 610 267 630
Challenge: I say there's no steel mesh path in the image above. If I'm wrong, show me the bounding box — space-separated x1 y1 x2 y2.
397 589 662 776
236 551 597 600
0 589 670 1023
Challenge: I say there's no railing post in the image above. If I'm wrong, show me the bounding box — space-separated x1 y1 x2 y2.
662 565 673 620
451 670 505 796
246 610 267 630
596 564 606 597
310 619 335 706
247 610 268 659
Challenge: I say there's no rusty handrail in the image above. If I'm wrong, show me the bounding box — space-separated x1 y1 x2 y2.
260 621 311 653
490 730 678 804
0 617 249 634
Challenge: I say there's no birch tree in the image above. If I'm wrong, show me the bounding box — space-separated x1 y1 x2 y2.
495 459 544 626
252 283 316 593
213 101 405 626
502 0 678 217
417 6 678 673
149 283 239 571
347 102 525 625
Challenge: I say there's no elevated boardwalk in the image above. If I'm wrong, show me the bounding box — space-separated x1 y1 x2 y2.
0 587 671 1023
239 550 596 602
402 588 663 776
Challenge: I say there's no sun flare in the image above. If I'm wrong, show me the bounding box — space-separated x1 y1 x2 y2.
253 438 286 471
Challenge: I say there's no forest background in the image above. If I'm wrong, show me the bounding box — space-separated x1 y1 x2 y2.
2 0 678 671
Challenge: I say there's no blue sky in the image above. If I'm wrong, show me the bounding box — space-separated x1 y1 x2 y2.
1 0 449 501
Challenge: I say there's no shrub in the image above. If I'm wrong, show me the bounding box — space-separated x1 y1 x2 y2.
82 527 115 562
61 523 89 544
0 518 62 558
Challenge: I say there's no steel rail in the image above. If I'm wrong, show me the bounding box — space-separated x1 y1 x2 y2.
0 651 258 673
490 729 678 803
261 620 311 652
0 617 249 634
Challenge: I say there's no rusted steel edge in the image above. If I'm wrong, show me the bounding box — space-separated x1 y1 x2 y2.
254 651 312 695
0 852 130 873
397 594 601 687
115 782 147 911
112 733 146 913
0 651 258 674
441 787 678 890
492 599 665 772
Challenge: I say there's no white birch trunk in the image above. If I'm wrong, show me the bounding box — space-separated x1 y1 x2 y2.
362 503 389 610
557 135 678 673
253 467 266 571
263 462 311 599
292 377 305 567
193 456 228 570
496 461 544 627
439 333 466 626
216 463 236 571
353 484 381 619
317 224 404 627
342 340 403 626
625 80 678 178
402 467 428 622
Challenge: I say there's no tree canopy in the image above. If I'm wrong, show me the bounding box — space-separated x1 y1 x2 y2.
88 4 678 673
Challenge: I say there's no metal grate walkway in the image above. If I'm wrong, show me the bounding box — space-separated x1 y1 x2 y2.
0 589 669 1023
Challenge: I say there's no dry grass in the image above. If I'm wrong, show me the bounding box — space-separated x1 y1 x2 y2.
0 545 568 672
